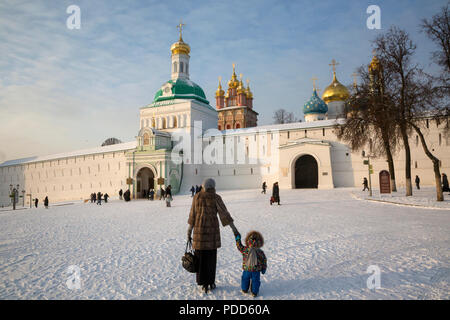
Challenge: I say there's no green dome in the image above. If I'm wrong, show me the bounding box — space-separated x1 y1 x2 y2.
303 89 328 115
153 78 209 105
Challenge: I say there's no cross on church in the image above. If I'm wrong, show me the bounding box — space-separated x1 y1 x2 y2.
329 59 340 73
177 20 185 40
311 77 318 90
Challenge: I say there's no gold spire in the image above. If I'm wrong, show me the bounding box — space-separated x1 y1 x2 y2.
228 63 239 88
322 59 350 103
311 77 318 91
237 73 246 94
176 20 185 41
352 72 358 89
246 79 253 98
170 20 190 55
216 76 225 97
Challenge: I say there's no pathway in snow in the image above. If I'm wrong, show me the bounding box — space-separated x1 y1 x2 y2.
0 188 448 299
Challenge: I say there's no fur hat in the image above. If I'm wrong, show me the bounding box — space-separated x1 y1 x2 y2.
245 230 264 248
202 178 216 190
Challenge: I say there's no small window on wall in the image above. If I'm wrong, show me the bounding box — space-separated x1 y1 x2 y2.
180 62 184 73
439 133 442 146
415 161 418 169
323 128 325 136
416 135 419 147
173 62 177 73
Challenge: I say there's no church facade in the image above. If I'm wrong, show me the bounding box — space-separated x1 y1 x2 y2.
1 31 449 205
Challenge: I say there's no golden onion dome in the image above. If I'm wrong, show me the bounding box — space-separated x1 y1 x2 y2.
216 78 225 97
170 39 190 56
322 72 350 103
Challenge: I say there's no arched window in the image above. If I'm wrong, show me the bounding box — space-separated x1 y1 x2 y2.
180 62 184 73
186 63 188 74
173 62 177 73
143 133 150 145
226 124 231 129
235 123 241 129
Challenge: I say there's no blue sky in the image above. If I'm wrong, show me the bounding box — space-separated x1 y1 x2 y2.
0 0 446 161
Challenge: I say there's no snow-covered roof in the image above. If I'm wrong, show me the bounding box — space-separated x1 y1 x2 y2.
0 141 137 167
204 118 346 137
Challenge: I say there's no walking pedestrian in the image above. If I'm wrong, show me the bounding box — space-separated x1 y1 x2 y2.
442 173 450 192
187 178 239 294
119 189 123 200
271 182 280 205
362 177 369 191
34 198 38 208
44 196 49 209
415 175 420 190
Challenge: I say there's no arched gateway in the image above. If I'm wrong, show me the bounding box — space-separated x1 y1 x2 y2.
294 155 318 189
136 167 155 198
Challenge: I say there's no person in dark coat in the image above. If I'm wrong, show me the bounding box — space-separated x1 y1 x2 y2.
97 192 102 205
124 189 131 202
190 186 195 197
44 196 49 209
93 192 97 203
149 189 155 200
442 173 450 192
34 198 38 208
187 178 239 294
271 182 280 205
362 177 369 191
261 182 267 194
104 193 109 203
195 185 199 194
415 175 420 190
119 189 123 200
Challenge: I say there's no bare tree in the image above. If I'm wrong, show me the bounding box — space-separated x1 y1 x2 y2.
421 2 450 83
273 109 296 124
374 26 419 196
338 63 399 192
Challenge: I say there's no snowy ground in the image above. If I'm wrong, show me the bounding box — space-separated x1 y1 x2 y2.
352 186 450 210
0 188 448 300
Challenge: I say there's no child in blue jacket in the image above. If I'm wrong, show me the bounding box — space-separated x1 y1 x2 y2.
235 230 267 297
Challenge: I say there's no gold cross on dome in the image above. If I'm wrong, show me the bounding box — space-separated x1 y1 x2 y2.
311 77 318 90
177 20 185 40
329 59 340 73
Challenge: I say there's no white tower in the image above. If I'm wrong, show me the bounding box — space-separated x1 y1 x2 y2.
170 21 190 80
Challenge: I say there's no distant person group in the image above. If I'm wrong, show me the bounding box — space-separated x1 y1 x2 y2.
33 196 49 209
89 192 109 205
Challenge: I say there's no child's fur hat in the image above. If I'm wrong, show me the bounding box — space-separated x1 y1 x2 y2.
245 230 264 248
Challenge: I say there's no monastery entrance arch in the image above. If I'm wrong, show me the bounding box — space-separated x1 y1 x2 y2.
294 154 318 189
136 167 155 198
